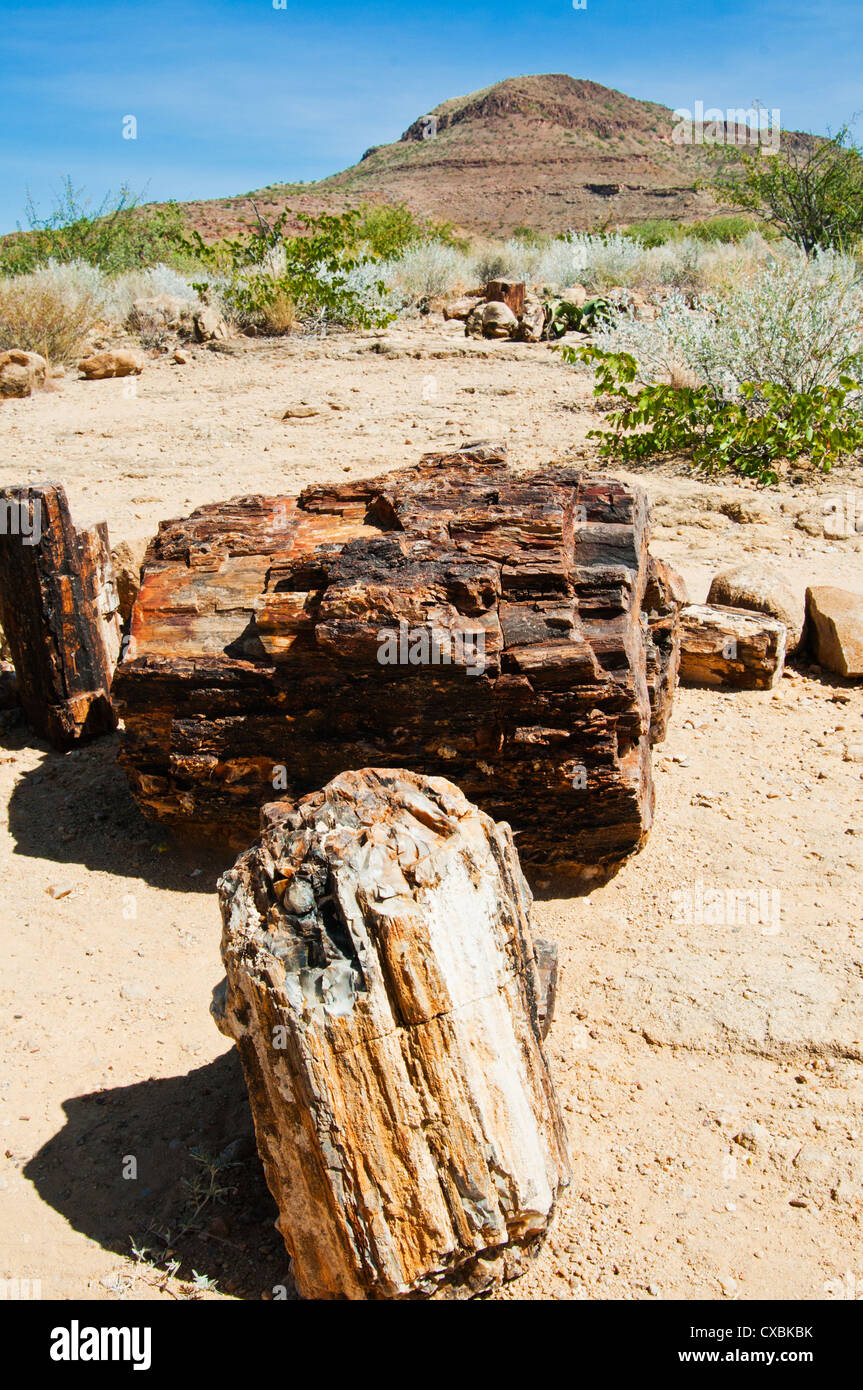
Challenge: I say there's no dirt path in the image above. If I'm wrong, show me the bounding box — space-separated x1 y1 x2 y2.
1 319 861 1301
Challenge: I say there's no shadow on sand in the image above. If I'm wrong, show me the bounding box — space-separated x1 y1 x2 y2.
23 1049 298 1300
4 728 232 891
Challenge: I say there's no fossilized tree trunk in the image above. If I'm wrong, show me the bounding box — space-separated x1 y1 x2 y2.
213 768 571 1300
679 604 786 690
114 444 682 883
0 485 121 747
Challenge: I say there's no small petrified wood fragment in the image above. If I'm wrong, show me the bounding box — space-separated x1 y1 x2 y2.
644 557 687 742
114 445 682 882
485 278 526 318
213 768 571 1300
0 485 121 746
679 604 787 690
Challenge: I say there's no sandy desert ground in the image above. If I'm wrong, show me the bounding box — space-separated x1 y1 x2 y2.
1 315 861 1301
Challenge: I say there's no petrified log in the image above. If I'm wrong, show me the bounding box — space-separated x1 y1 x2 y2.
485 279 526 319
213 767 571 1300
0 485 122 746
679 603 786 690
0 660 18 711
113 444 682 882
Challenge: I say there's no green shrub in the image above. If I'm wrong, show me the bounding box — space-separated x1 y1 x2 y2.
0 180 186 277
352 201 465 257
176 206 395 331
710 127 863 254
621 215 764 248
562 344 863 484
510 225 548 247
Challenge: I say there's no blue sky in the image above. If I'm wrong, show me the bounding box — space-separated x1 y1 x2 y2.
0 0 859 233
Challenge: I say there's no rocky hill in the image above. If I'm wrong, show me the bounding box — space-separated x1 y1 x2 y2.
180 73 750 240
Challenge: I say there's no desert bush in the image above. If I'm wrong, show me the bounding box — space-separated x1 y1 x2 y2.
545 296 614 338
0 269 99 360
387 231 783 304
510 225 549 247
376 242 470 303
0 180 186 276
622 215 764 247
178 207 394 332
593 252 863 395
563 343 863 483
472 247 514 285
711 127 863 254
29 259 200 324
558 232 647 290
353 201 465 258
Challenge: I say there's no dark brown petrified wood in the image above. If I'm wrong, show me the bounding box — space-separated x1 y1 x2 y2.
0 485 121 747
113 444 683 882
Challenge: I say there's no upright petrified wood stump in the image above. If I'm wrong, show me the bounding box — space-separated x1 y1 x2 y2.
114 444 682 882
213 768 571 1299
0 485 121 747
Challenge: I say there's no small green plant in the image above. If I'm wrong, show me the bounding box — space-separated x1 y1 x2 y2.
510 225 548 247
0 179 186 276
544 296 614 338
175 205 394 332
180 1146 240 1229
562 343 863 483
185 1271 220 1299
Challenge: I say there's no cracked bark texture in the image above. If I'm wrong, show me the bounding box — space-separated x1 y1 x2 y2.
213 767 571 1300
114 444 682 883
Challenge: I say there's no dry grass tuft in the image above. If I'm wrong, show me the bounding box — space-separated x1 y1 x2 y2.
0 273 99 362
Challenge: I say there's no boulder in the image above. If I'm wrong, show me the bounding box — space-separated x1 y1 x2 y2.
193 306 230 343
78 350 144 380
464 305 485 338
113 445 682 883
442 296 481 322
481 301 519 338
805 586 863 677
213 768 571 1300
516 292 546 343
0 485 121 746
128 296 194 338
707 564 804 653
0 350 48 399
560 285 588 307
